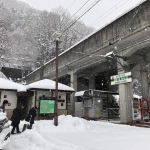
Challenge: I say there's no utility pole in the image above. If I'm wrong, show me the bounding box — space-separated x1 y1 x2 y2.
21 59 25 84
40 45 45 80
54 40 59 126
53 32 61 126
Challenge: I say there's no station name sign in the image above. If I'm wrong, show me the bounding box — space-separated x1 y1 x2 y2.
111 72 132 85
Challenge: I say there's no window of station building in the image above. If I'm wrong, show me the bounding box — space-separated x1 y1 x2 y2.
4 95 7 98
77 97 83 102
84 91 91 97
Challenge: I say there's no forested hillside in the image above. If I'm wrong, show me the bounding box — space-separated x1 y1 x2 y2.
0 0 94 70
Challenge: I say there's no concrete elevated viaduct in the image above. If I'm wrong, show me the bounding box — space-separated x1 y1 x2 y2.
26 0 150 123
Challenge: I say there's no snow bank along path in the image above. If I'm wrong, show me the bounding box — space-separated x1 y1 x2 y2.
6 115 150 150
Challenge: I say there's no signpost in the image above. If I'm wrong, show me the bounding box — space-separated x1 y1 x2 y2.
40 99 55 114
111 72 132 85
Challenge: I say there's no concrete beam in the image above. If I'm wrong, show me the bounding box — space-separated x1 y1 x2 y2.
26 0 150 84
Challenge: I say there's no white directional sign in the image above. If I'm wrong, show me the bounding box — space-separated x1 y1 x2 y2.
111 72 132 85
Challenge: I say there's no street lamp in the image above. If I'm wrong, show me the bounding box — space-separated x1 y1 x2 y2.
53 32 62 126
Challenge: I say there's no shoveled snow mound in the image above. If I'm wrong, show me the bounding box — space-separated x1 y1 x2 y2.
6 115 150 150
35 115 91 132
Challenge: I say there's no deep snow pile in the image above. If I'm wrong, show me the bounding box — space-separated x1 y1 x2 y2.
5 115 150 150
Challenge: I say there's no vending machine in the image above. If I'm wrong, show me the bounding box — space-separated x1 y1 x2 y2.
133 98 150 121
139 98 150 121
133 98 141 121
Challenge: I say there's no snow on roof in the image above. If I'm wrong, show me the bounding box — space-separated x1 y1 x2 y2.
26 79 75 92
0 71 7 79
0 78 26 92
27 0 146 77
75 90 119 97
75 91 87 97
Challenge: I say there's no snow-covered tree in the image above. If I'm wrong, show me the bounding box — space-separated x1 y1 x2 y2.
0 0 94 69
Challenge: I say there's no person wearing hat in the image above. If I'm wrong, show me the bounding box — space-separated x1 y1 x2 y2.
0 100 9 113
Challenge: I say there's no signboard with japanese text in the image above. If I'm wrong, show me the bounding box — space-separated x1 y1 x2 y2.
111 72 132 85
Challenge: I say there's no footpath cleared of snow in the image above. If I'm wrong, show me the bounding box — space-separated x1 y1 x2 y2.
5 115 150 150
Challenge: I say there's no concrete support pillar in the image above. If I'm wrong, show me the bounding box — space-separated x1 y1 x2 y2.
89 74 95 89
69 71 77 116
140 62 149 99
117 53 133 123
148 64 150 107
119 82 133 123
140 61 150 108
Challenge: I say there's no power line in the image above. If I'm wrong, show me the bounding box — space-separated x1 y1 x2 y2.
54 0 145 66
73 0 98 20
89 0 124 26
66 0 76 10
88 0 144 51
77 0 144 55
59 25 150 74
61 0 91 36
63 0 143 51
62 0 101 34
65 0 91 25
89 0 129 27
65 0 129 44
59 0 76 19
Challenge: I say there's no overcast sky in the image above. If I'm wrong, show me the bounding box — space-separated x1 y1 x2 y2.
18 0 145 29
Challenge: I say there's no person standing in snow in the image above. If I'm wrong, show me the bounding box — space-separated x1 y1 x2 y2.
26 107 37 129
0 100 9 113
11 104 25 134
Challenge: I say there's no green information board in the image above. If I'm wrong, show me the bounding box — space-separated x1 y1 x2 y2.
111 72 132 85
40 99 55 114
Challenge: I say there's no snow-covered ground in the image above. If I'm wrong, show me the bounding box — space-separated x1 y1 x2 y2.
5 115 150 150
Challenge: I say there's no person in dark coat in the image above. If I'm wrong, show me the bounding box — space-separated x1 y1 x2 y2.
26 107 36 129
0 100 8 113
11 104 25 134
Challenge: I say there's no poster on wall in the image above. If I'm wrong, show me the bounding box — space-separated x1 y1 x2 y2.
39 99 55 114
